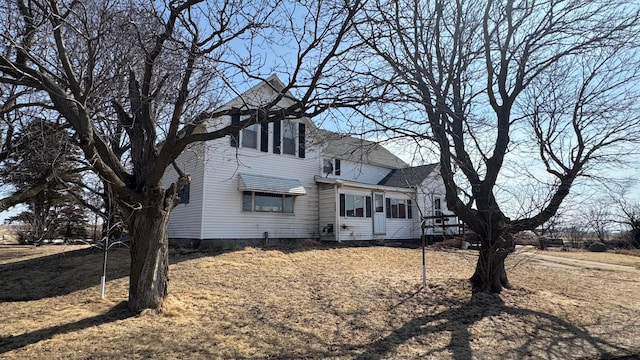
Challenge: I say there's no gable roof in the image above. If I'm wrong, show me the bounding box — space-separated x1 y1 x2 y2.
314 129 408 169
378 163 439 187
210 74 317 130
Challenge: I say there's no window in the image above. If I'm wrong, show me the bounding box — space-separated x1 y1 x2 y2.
323 159 334 174
282 120 296 155
434 197 442 216
230 113 260 150
374 194 384 213
322 158 341 175
242 123 257 149
242 191 294 213
386 198 413 219
177 183 190 204
434 197 442 223
272 120 306 158
339 194 372 218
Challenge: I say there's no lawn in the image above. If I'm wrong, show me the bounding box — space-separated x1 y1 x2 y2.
0 243 639 359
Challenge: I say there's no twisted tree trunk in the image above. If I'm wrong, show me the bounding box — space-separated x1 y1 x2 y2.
126 192 171 313
469 234 514 293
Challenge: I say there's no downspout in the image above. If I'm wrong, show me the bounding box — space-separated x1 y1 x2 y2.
335 183 341 242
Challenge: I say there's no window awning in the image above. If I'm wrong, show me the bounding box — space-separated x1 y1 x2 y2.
238 173 307 195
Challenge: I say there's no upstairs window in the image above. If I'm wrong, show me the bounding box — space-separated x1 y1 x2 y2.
242 123 258 149
323 159 334 174
273 120 306 158
232 115 306 158
230 113 260 150
322 158 341 175
282 120 296 155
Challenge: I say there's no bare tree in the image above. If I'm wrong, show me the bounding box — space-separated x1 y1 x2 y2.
0 0 363 312
620 202 640 248
354 0 640 292
610 182 640 248
583 201 611 243
566 224 586 249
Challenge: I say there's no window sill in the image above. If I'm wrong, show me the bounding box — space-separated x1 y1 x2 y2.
242 210 295 215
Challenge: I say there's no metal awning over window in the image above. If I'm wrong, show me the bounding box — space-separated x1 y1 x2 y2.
238 173 307 195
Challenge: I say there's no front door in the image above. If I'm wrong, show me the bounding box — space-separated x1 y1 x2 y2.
373 192 386 234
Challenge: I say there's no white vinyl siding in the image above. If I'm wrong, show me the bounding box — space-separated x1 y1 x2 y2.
164 76 449 243
318 183 337 241
198 131 319 240
337 188 373 241
416 168 458 235
384 192 419 240
163 144 205 239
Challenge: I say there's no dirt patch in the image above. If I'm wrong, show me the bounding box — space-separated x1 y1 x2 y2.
1 244 639 359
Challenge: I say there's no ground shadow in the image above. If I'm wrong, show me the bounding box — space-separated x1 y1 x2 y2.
0 246 212 302
0 241 355 302
351 289 635 360
0 301 132 354
210 284 636 359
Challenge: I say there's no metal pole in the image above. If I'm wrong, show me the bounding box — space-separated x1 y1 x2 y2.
421 219 426 287
100 240 108 299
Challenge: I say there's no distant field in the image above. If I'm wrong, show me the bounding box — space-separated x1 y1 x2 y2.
0 244 639 359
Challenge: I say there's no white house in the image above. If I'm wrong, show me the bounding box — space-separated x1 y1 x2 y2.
163 75 459 249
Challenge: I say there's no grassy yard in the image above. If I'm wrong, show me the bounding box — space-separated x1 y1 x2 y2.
0 243 639 359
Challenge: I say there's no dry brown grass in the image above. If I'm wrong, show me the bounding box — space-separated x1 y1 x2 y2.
530 248 640 268
1 244 639 359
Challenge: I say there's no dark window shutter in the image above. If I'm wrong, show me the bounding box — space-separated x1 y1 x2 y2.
298 122 306 158
407 199 413 219
260 123 269 152
366 196 372 218
230 113 240 147
273 120 281 154
178 183 190 204
335 159 341 175
386 198 391 218
339 193 345 217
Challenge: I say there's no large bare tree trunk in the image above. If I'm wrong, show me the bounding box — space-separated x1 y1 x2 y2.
127 197 171 313
470 235 514 292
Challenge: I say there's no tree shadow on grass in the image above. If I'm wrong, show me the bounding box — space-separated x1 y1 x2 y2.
0 242 395 302
0 301 132 354
353 289 636 360
0 246 211 302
